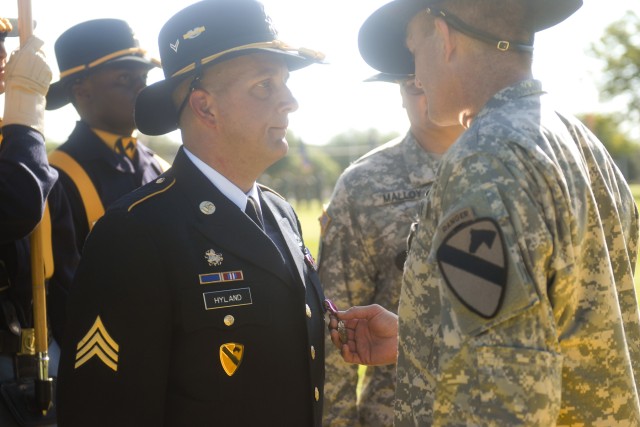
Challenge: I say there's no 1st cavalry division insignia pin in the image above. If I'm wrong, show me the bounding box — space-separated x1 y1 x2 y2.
436 218 507 318
220 343 244 376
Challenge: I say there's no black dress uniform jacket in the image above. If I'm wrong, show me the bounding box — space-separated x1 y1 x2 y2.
0 125 58 426
57 148 326 427
0 125 58 351
0 125 57 242
47 121 164 342
50 121 165 251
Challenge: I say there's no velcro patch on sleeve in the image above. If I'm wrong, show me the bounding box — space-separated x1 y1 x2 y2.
436 218 507 318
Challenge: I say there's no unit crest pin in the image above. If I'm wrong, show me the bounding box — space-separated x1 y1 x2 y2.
200 201 216 215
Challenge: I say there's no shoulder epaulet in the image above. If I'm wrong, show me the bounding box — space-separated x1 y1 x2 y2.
258 183 285 200
49 149 105 231
127 176 176 212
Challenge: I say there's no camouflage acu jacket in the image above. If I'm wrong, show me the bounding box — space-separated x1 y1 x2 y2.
397 80 640 426
319 132 440 426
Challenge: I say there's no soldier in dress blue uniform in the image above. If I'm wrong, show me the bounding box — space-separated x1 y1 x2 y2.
0 16 58 427
57 1 326 426
43 19 168 343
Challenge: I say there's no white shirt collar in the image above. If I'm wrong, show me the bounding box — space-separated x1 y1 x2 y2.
183 147 261 213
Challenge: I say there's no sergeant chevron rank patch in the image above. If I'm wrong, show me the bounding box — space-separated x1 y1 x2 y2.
74 316 120 371
436 218 507 319
220 343 244 376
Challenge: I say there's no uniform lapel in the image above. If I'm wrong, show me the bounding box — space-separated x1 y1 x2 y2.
260 190 306 287
171 149 293 285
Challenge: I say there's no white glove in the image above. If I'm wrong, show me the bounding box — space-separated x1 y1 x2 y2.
3 35 52 134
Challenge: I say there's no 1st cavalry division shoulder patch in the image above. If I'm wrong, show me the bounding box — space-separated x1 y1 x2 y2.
220 343 244 376
436 218 507 318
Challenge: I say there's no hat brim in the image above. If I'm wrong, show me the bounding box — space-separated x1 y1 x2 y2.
45 55 159 111
535 0 583 31
358 0 583 75
135 48 317 136
364 72 412 83
358 0 432 76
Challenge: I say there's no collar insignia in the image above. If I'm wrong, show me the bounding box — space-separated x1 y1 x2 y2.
220 343 244 376
74 316 119 371
200 201 216 215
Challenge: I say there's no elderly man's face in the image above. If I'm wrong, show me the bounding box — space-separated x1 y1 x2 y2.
201 52 299 173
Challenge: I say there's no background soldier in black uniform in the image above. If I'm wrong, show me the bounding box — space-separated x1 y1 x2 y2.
57 1 326 426
43 19 168 343
0 16 57 426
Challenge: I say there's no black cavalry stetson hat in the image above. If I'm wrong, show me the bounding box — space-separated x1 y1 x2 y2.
134 0 325 136
46 19 160 111
358 0 583 75
364 72 413 83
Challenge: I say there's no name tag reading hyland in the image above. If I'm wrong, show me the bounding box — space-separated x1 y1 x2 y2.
203 287 253 310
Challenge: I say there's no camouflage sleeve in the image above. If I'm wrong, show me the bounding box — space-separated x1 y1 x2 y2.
610 153 640 394
319 176 377 427
614 167 639 272
568 118 640 394
430 152 564 426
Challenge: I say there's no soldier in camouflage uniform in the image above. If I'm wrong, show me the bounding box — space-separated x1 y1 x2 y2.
319 73 462 427
330 0 640 425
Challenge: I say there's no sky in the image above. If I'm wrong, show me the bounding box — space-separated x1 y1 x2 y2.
0 0 632 145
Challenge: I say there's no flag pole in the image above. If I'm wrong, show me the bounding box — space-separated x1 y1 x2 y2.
17 0 32 46
19 0 54 415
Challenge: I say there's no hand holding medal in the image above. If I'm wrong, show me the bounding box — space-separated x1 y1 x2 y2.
323 300 399 366
324 299 348 344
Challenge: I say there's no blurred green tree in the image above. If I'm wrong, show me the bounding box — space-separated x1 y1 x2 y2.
579 113 640 181
262 131 341 203
589 11 640 134
323 128 400 172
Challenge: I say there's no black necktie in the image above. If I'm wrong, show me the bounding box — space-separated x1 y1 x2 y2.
245 196 263 229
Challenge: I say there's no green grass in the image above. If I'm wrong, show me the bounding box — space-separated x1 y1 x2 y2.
291 199 324 256
630 184 640 201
